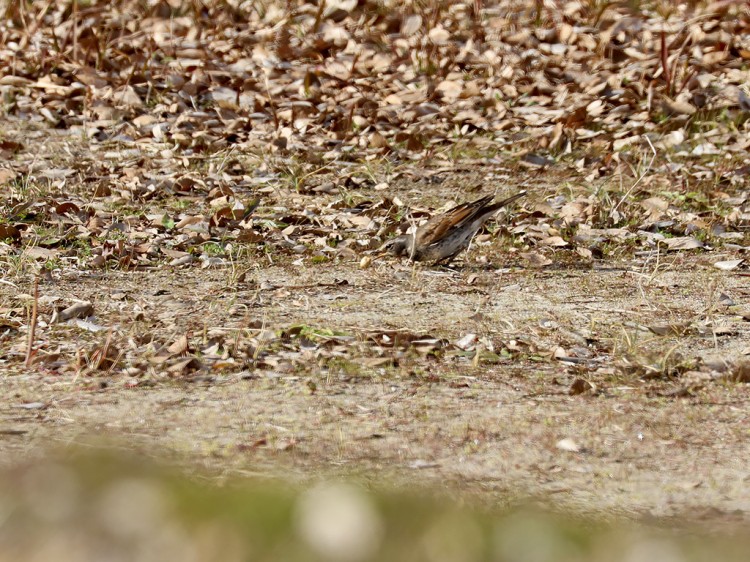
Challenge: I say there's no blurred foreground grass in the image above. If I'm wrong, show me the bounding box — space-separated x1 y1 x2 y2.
0 449 747 562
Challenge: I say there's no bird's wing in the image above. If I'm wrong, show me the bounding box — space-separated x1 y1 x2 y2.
415 196 494 246
447 190 527 233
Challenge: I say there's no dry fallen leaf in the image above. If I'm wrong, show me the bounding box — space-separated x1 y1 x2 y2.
541 236 568 247
661 237 704 251
55 302 94 323
167 334 190 356
521 252 553 268
556 438 581 453
0 224 21 242
713 259 743 271
569 378 595 395
455 333 477 351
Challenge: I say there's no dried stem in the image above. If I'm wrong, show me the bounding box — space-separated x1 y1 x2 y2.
24 275 39 368
660 30 672 94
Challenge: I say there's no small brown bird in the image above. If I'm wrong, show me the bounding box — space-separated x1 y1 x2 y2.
384 191 526 264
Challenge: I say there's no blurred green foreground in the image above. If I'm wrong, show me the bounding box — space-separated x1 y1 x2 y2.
0 451 747 562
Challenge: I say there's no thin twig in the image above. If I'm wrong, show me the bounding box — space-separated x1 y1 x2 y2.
264 76 279 131
406 207 419 261
660 30 671 94
24 275 39 368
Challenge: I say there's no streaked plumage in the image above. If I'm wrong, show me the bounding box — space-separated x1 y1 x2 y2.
385 191 526 264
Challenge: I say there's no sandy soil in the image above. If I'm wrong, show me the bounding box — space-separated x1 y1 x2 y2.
3 249 750 521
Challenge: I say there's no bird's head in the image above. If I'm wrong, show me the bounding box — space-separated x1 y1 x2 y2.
379 234 414 257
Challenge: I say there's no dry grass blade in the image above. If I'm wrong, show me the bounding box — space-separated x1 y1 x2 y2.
24 275 39 368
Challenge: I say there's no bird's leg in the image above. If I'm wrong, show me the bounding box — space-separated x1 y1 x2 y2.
433 253 459 267
464 227 484 258
433 263 461 275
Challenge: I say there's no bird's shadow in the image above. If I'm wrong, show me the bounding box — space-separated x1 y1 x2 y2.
433 259 622 274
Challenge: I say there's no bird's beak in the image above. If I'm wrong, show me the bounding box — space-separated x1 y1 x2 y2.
363 240 392 259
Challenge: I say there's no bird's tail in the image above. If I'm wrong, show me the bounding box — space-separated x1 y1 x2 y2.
493 190 526 209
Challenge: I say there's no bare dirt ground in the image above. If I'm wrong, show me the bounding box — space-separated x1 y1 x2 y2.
4 234 750 521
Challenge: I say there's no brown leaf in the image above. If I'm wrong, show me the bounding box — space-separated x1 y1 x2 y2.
541 236 568 247
661 97 696 116
661 237 704 251
55 302 94 323
569 378 595 395
0 224 21 243
168 334 190 355
648 323 692 337
521 252 553 268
